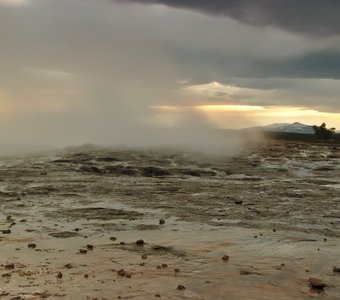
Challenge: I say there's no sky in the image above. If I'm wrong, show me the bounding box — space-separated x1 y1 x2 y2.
1 0 340 151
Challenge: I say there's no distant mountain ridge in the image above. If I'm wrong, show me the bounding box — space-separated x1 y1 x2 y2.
247 122 315 134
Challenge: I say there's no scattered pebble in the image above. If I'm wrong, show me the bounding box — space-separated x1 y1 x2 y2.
141 254 148 260
110 237 117 241
87 244 94 251
135 239 144 246
222 255 229 262
159 219 165 225
5 263 15 270
177 285 186 291
333 266 340 273
309 277 326 290
78 249 87 254
28 243 36 249
56 272 63 279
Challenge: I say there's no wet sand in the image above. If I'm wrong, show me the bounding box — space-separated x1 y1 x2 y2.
1 140 340 299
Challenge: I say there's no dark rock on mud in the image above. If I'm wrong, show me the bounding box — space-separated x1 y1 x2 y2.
2 229 11 234
5 263 15 270
222 255 230 261
28 243 36 249
309 277 326 289
159 219 165 225
333 266 340 273
135 239 145 246
49 231 80 238
177 285 186 291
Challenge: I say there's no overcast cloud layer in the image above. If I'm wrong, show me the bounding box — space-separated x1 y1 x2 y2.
121 0 340 36
0 0 340 152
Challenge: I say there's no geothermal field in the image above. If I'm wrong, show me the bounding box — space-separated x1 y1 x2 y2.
0 140 340 300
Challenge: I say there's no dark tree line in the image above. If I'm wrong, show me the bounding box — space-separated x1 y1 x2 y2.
312 123 336 140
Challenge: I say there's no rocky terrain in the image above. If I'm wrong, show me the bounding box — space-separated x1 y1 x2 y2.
0 140 340 299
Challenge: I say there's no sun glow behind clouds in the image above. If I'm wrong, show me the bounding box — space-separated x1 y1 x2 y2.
152 105 340 129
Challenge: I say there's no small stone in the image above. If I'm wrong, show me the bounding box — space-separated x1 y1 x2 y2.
155 293 161 298
234 200 243 205
254 235 258 238
157 265 162 269
119 242 125 245
2 229 11 234
161 264 168 269
141 254 148 260
28 243 36 249
174 268 180 273
6 216 12 221
5 263 15 270
222 255 229 262
139 262 145 266
79 249 87 254
333 266 340 273
135 239 144 246
86 244 94 251
177 285 186 291
84 274 89 278
117 269 126 277
159 219 165 225
56 272 63 279
309 277 326 290
110 237 117 241
64 263 75 269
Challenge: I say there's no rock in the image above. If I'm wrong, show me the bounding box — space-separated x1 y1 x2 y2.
141 254 148 260
222 255 229 262
234 200 243 205
64 263 75 269
135 239 144 246
161 264 168 269
333 266 340 273
5 263 15 270
56 272 63 279
309 277 326 289
84 274 89 278
2 229 11 234
159 219 165 225
78 249 87 254
110 237 117 241
174 268 180 273
28 243 36 249
119 242 125 245
49 231 79 238
86 244 94 251
117 269 131 278
177 285 186 291
155 293 161 298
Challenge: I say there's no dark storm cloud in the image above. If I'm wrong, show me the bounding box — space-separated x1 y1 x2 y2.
120 0 340 36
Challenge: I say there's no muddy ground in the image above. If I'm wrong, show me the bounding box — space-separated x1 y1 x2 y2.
0 140 340 299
